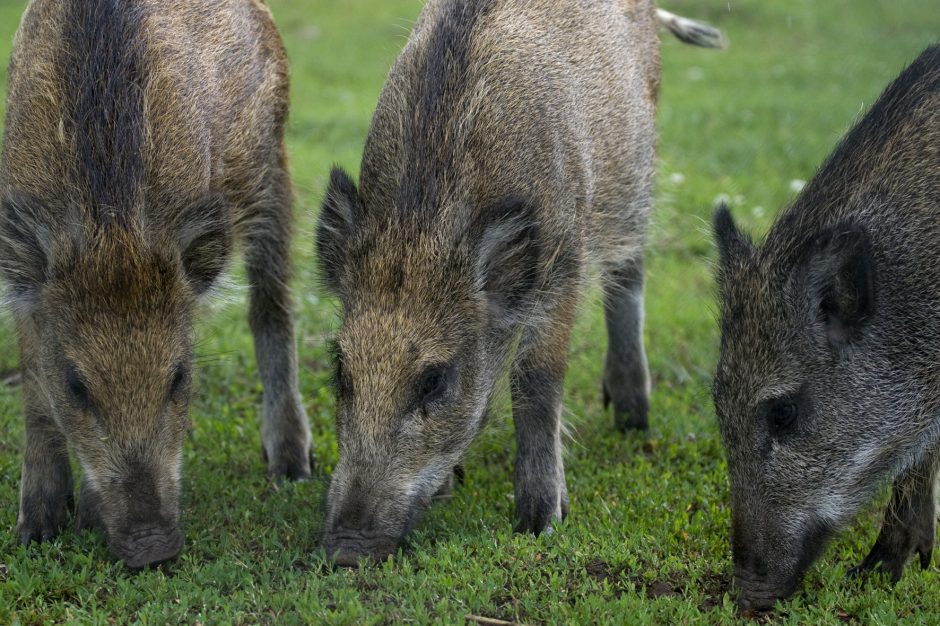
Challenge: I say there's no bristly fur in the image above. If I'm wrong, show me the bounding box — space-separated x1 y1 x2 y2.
397 0 497 221
62 0 147 224
0 0 311 566
318 0 724 565
713 45 940 611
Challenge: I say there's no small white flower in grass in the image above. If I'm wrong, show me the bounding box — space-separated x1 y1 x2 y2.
751 206 765 218
669 172 685 185
789 179 807 193
686 66 705 82
713 193 731 206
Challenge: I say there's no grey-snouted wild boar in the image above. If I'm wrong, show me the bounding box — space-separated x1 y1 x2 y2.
316 0 722 565
0 0 311 568
713 45 940 611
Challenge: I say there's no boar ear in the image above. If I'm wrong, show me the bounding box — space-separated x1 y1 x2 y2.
805 222 875 348
713 203 753 266
0 192 54 311
316 167 360 293
476 197 541 323
177 193 232 295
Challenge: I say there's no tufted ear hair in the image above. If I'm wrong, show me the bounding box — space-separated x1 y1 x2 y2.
474 196 541 325
713 203 754 267
176 192 232 296
0 192 55 312
803 221 875 349
316 167 361 294
713 203 756 295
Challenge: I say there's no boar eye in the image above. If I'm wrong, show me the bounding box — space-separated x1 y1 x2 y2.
65 365 91 410
767 401 798 435
418 366 448 404
169 364 188 398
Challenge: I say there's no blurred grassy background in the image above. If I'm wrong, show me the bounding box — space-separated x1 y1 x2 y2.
0 0 938 623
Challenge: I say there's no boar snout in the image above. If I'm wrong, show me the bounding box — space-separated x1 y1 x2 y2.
734 577 789 613
323 473 425 566
82 456 184 568
323 530 399 568
323 499 404 566
111 523 184 569
732 557 793 612
732 543 784 612
730 517 831 611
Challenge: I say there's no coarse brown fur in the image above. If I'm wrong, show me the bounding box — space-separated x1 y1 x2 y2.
713 45 940 610
317 0 722 564
0 0 310 567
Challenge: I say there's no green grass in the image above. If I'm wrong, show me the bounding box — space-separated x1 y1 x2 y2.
1 0 939 623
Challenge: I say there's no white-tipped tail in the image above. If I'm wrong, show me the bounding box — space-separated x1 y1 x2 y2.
656 8 726 49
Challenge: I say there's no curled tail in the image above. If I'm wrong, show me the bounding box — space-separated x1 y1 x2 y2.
656 8 725 48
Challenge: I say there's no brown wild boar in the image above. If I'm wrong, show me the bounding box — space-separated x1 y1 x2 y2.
316 0 723 564
713 46 940 611
0 0 310 568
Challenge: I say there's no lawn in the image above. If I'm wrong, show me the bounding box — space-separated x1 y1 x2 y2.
1 0 939 623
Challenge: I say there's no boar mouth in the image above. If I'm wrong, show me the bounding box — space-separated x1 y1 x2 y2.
733 568 800 612
323 530 401 568
110 525 184 570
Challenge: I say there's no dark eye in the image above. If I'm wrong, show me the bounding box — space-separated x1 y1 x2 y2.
767 401 798 435
169 364 188 398
418 366 448 403
65 365 90 410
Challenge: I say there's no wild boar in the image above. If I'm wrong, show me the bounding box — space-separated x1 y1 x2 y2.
316 0 723 565
0 0 311 568
713 45 940 610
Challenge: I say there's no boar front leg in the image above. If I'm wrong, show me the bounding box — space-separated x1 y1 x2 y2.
602 258 651 431
16 318 73 544
510 303 574 534
851 448 939 581
243 156 311 481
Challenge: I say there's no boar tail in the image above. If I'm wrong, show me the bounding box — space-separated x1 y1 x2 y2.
656 8 726 49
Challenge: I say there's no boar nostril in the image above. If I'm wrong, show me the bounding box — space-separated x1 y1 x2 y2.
115 526 184 570
323 531 398 568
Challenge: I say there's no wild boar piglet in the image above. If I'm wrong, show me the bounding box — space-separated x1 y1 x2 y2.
317 0 723 565
713 45 940 611
0 0 310 568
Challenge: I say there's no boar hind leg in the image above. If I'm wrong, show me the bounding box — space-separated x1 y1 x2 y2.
17 336 73 543
602 258 651 431
243 156 312 481
511 305 574 534
851 449 939 581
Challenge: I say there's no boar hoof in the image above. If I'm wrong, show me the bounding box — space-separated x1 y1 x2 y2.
262 442 313 482
513 514 562 536
603 381 649 431
17 492 74 545
513 497 565 535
